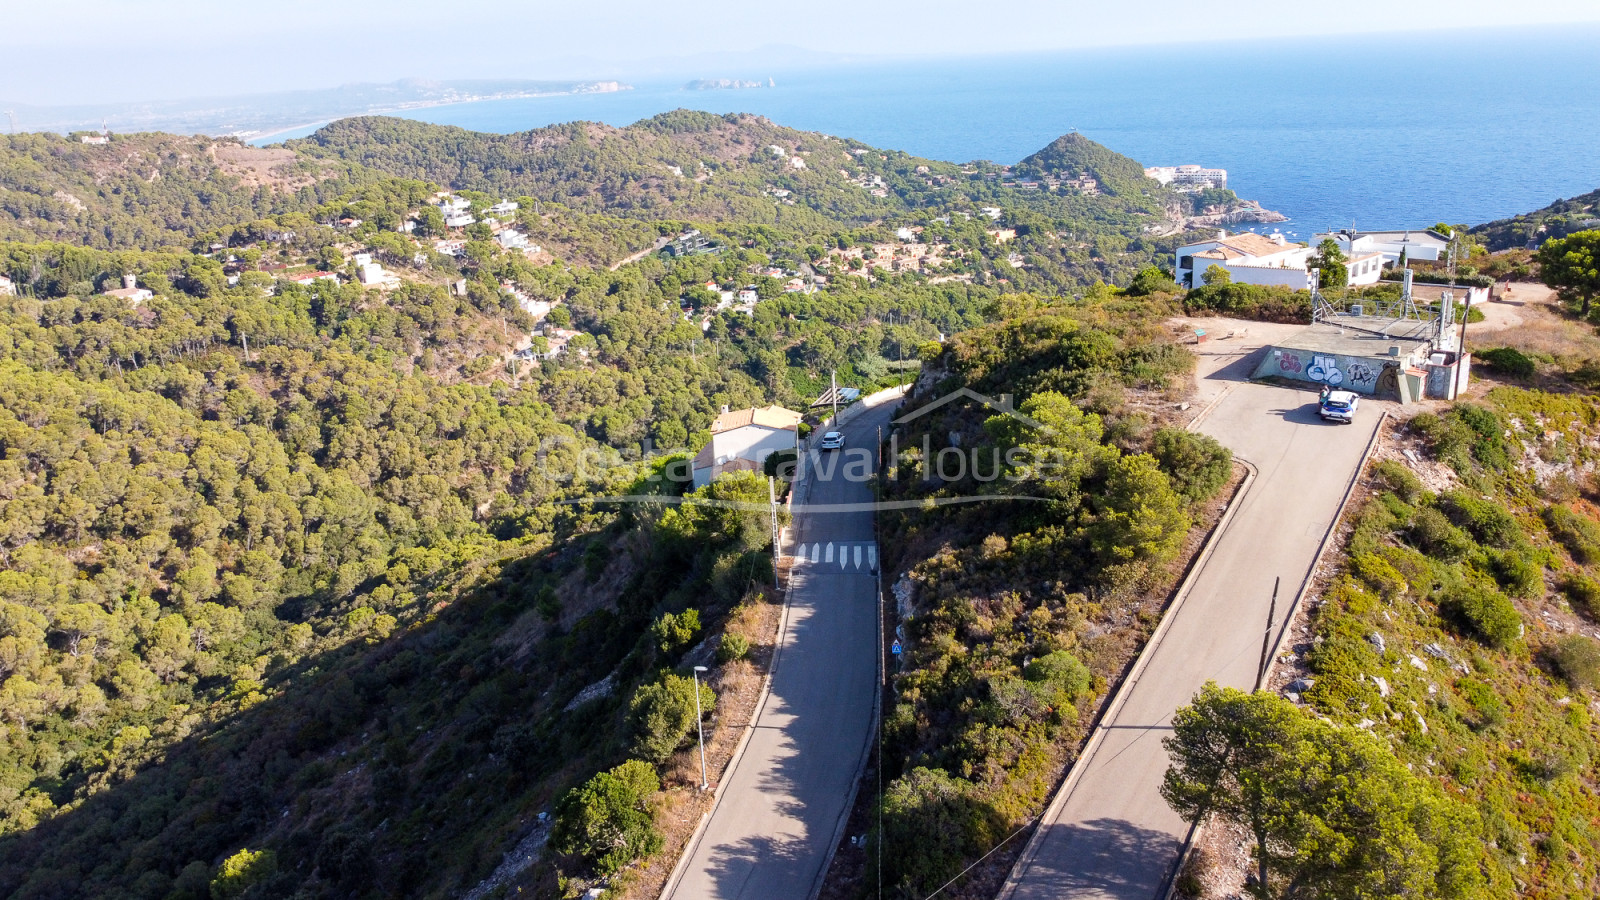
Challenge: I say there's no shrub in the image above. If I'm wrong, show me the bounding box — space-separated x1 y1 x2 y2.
1439 490 1524 548
626 673 715 763
872 767 1003 896
1487 549 1544 599
717 632 750 663
1440 583 1523 650
1151 428 1233 505
1476 347 1536 378
1352 552 1407 599
1409 508 1474 561
1414 405 1509 473
1561 571 1600 620
552 760 663 876
1548 635 1600 691
764 448 798 481
1024 650 1092 700
1544 505 1600 564
650 608 701 655
1370 460 1424 504
1457 679 1507 730
210 848 276 900
1182 282 1311 323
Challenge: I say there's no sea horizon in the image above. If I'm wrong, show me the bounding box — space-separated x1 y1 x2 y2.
242 25 1593 233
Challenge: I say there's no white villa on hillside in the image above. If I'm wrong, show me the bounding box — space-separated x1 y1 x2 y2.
102 273 153 306
1312 228 1451 265
691 405 803 489
1176 230 1383 290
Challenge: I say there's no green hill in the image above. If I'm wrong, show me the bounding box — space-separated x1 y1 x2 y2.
288 110 928 229
1014 131 1152 197
0 133 378 249
1471 187 1600 251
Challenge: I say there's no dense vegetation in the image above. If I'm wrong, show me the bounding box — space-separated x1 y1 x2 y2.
0 134 377 250
1472 189 1600 252
871 295 1234 896
1279 389 1600 898
0 110 1292 899
1165 684 1485 900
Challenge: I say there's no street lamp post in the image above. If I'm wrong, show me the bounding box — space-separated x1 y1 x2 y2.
692 665 709 791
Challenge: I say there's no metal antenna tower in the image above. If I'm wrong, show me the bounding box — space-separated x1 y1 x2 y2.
3 110 15 134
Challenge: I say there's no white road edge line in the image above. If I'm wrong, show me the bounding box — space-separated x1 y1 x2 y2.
996 457 1260 900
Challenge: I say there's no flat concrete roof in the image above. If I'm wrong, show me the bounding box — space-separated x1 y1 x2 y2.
1275 318 1435 357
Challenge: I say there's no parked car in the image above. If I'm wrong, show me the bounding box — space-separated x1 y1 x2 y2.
819 430 846 450
1319 389 1360 423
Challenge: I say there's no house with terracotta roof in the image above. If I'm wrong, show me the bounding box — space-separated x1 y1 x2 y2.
1176 230 1381 291
691 405 803 489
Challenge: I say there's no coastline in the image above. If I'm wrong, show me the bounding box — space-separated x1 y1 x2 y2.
245 84 632 144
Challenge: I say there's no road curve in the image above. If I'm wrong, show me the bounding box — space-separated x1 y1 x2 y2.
998 379 1385 900
662 396 898 900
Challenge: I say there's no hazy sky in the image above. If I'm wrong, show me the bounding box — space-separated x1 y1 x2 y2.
6 0 1600 104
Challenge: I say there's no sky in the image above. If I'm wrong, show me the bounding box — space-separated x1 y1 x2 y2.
5 0 1600 105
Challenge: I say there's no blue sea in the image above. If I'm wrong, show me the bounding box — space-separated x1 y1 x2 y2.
262 25 1600 234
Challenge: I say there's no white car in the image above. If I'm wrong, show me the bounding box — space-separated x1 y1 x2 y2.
1319 390 1359 423
819 431 846 450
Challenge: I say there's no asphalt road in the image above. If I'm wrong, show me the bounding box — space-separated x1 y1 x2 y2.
998 380 1384 900
663 397 899 900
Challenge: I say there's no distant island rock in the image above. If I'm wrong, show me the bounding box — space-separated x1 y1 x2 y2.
686 78 775 90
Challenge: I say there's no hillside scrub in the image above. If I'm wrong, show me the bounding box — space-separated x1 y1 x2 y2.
1279 386 1600 899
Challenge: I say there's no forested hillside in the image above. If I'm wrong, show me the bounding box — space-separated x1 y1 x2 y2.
0 134 381 250
0 111 1234 899
289 111 919 227
1472 187 1600 251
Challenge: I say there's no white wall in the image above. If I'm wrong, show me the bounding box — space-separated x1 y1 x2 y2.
1221 262 1314 290
711 425 794 468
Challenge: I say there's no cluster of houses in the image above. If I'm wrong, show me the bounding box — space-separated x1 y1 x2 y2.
1175 228 1454 291
1145 165 1229 191
417 194 542 260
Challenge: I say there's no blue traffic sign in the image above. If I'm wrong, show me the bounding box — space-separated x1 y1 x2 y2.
891 640 903 656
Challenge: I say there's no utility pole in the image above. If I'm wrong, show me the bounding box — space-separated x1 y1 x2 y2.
692 665 710 790
830 369 838 424
1255 577 1280 692
768 475 781 590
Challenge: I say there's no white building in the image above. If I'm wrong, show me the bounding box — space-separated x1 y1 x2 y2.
1177 230 1383 290
496 230 532 251
691 405 803 489
445 213 476 229
0 275 14 297
1145 165 1228 190
488 200 519 216
102 273 153 306
357 262 401 289
1313 229 1451 265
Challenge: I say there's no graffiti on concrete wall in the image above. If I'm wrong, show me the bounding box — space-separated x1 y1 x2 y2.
1255 348 1397 396
1306 355 1344 386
